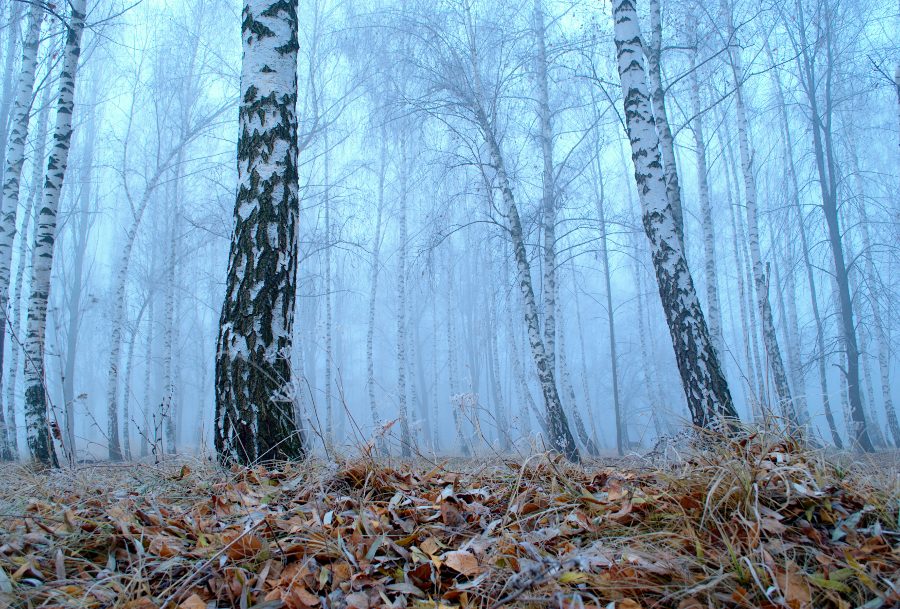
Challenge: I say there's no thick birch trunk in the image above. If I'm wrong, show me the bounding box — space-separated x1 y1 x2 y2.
611 0 736 429
214 0 303 464
645 0 684 242
0 6 43 460
24 0 87 466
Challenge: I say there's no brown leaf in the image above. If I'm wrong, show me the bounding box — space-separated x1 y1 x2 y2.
617 600 642 609
775 567 812 608
440 501 466 527
124 599 158 609
444 550 480 577
179 594 207 609
283 587 320 609
222 530 267 560
677 598 704 609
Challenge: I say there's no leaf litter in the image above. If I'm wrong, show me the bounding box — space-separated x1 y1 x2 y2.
0 432 897 609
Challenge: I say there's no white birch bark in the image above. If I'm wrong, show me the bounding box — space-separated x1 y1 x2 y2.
162 195 179 455
645 0 684 241
6 79 52 459
0 3 23 182
688 49 723 357
214 0 303 464
24 0 87 465
533 0 557 372
0 6 43 460
722 5 797 427
611 0 736 429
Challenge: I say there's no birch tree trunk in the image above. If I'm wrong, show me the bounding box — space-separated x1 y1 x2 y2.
723 1 797 428
589 144 623 454
474 110 579 462
645 0 684 242
322 130 334 451
0 5 43 460
214 0 303 464
0 3 22 180
533 0 557 372
5 76 51 460
24 0 87 466
367 133 385 453
162 195 179 455
688 47 723 357
141 290 155 458
611 0 736 430
396 133 411 457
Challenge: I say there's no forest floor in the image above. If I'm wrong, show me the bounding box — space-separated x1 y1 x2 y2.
0 433 898 609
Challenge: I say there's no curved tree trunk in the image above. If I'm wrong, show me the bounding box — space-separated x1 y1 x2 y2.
24 0 87 466
214 0 303 464
611 0 736 430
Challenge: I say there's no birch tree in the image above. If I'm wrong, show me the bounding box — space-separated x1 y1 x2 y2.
214 0 303 464
24 0 87 466
610 0 736 429
0 5 44 460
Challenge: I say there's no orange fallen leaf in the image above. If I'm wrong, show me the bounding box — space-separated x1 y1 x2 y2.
222 530 267 560
179 594 207 609
617 600 642 609
444 550 481 576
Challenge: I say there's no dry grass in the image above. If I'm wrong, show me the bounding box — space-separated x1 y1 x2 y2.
0 431 897 609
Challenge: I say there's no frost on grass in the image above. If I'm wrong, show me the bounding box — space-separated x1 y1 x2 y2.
0 433 897 609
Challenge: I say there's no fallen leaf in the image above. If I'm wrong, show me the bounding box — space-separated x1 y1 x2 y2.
444 550 480 576
617 600 642 609
179 594 207 609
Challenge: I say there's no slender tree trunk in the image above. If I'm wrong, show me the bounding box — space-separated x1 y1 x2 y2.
645 0 684 242
848 152 899 445
533 0 557 373
446 257 467 455
396 133 411 457
611 0 736 430
141 290 155 458
790 2 871 450
214 0 303 464
475 114 579 462
723 1 796 428
322 130 334 452
488 270 509 450
0 3 22 181
162 186 180 455
367 133 386 454
589 149 622 454
571 262 600 448
24 0 87 466
688 48 724 357
0 5 43 460
633 258 666 437
61 102 95 457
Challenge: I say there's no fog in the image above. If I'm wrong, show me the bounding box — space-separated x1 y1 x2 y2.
1 0 898 463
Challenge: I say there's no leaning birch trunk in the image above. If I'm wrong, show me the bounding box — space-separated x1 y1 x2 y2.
7 80 53 458
645 0 684 242
366 133 386 454
533 0 557 371
611 0 736 430
24 0 87 466
214 0 303 464
474 108 579 463
723 5 797 428
688 47 724 357
395 133 411 457
0 6 43 460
